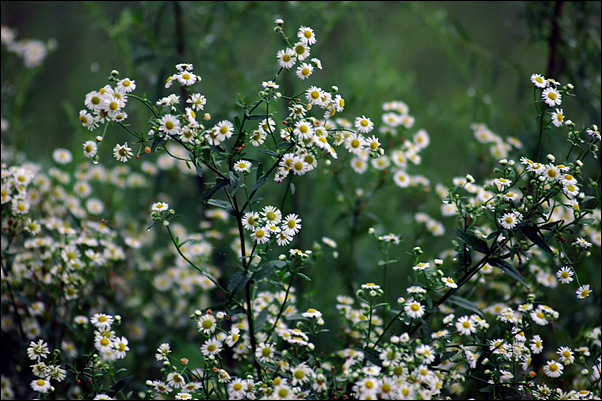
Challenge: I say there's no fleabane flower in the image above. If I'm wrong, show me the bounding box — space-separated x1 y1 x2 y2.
306 86 325 106
277 48 297 69
79 110 98 130
576 284 591 299
187 93 207 111
441 277 457 288
530 73 548 88
234 160 252 173
292 41 310 60
543 360 563 378
113 143 133 163
456 315 477 336
296 62 314 80
251 226 270 244
499 211 522 230
551 108 565 127
404 299 425 319
159 114 181 135
152 201 169 212
297 26 317 45
542 87 562 107
82 140 98 158
116 78 136 93
556 266 574 284
174 70 198 86
354 115 374 134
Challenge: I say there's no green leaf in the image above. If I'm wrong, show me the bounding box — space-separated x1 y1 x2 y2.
106 375 134 397
227 271 250 293
521 225 554 254
206 199 233 214
456 229 489 254
257 149 278 158
362 347 383 367
254 306 270 333
199 178 229 203
489 258 527 287
296 272 312 282
195 159 203 178
251 261 283 281
246 113 268 120
448 295 484 317
234 115 242 131
253 175 267 192
229 170 241 194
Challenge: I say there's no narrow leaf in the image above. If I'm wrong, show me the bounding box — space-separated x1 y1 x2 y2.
199 178 229 203
227 271 250 293
489 258 527 287
253 175 267 192
521 225 554 254
448 295 484 317
456 229 489 254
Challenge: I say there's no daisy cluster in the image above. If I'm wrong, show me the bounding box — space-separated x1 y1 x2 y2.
242 205 302 246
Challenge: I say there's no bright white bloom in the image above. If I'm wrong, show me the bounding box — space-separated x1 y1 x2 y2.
354 115 374 134
543 360 563 378
82 140 98 158
90 313 113 330
456 315 477 336
234 160 252 173
576 284 591 299
296 62 314 80
200 337 223 356
499 211 522 230
530 73 548 88
297 26 317 45
116 78 136 93
152 201 169 212
556 266 574 284
441 277 457 288
404 299 425 319
277 48 297 69
542 87 562 107
113 143 133 163
551 108 565 127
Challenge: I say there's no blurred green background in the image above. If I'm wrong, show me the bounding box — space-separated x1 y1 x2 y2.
2 0 601 337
